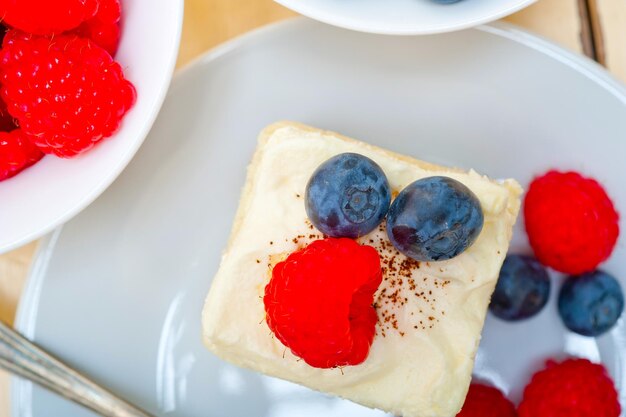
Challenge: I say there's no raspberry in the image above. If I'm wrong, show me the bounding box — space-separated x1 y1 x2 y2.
0 0 98 35
74 0 121 56
0 129 43 181
518 358 620 417
457 383 517 417
264 238 382 368
524 171 619 274
0 31 136 157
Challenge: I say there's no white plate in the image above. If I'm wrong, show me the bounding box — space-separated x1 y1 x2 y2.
14 18 626 416
0 0 184 254
275 0 535 35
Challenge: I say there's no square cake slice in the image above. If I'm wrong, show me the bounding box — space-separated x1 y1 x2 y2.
202 122 522 417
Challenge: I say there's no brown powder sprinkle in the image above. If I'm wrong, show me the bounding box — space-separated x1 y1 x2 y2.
275 220 452 338
372 241 449 335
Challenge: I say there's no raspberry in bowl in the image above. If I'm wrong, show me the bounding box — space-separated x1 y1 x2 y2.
0 0 183 253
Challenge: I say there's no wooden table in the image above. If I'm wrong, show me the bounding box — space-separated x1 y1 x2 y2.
0 0 624 414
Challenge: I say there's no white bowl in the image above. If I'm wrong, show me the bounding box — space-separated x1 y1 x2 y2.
275 0 536 35
0 0 183 254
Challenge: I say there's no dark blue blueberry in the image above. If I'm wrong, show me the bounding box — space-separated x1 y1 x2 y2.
386 176 483 261
305 153 391 238
558 270 624 336
489 254 551 321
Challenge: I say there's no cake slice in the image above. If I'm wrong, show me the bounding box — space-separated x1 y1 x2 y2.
202 122 522 417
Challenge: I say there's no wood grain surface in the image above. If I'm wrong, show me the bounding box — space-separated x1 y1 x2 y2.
590 0 626 82
0 0 623 415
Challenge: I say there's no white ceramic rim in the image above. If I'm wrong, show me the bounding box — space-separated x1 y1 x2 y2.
12 17 626 416
274 0 537 35
0 0 185 255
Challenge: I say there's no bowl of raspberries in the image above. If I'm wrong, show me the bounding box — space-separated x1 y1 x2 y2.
0 0 183 253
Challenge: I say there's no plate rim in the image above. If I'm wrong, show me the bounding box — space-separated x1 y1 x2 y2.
0 0 185 255
12 16 626 416
274 0 538 35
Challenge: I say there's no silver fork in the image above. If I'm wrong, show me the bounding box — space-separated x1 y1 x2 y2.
0 320 155 417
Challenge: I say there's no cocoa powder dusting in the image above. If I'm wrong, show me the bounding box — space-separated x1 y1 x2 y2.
272 220 451 338
369 221 450 336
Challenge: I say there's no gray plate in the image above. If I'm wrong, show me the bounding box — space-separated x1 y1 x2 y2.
14 18 626 417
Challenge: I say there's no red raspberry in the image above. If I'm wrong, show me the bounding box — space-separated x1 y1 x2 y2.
0 129 43 181
0 30 136 157
0 0 98 35
74 0 121 56
457 383 517 417
518 358 620 417
264 238 382 368
524 171 619 274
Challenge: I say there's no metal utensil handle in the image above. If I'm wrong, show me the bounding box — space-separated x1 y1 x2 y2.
0 320 154 417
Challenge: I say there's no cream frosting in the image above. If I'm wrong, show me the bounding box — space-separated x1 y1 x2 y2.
202 122 522 417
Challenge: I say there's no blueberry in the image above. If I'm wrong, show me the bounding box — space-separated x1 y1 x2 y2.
386 176 483 261
489 255 551 321
558 270 624 336
305 153 391 238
